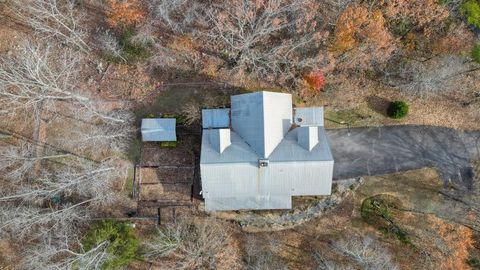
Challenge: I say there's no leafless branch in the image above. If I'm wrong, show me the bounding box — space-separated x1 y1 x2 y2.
9 0 90 52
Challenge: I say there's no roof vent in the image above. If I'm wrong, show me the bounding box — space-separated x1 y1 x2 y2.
297 126 319 151
258 159 269 167
209 128 231 153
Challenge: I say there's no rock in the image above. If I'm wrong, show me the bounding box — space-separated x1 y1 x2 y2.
96 62 104 74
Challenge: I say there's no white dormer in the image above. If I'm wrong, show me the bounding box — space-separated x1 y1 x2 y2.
297 126 319 151
209 128 231 153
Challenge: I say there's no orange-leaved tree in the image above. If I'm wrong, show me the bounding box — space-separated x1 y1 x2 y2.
304 71 326 92
334 5 395 69
106 0 145 28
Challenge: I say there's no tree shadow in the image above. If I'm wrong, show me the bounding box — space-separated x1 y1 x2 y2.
366 96 390 117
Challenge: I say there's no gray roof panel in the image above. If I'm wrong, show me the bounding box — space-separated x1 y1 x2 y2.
231 91 292 158
201 126 333 164
141 118 176 142
202 108 230 128
294 107 324 126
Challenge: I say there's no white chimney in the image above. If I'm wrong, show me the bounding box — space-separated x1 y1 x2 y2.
209 128 231 153
297 126 319 151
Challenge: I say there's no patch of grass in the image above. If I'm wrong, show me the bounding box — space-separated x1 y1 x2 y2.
82 220 139 270
125 168 134 198
160 141 177 148
106 27 152 64
361 196 394 221
471 43 480 64
161 113 187 125
126 135 142 164
361 195 414 247
461 0 480 28
325 108 367 127
292 94 304 106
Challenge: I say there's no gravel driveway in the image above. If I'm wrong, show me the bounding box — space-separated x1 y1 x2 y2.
327 125 480 188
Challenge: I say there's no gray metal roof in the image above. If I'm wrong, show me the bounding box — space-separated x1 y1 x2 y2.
200 91 334 211
201 126 333 164
202 108 230 129
141 118 176 142
231 91 292 158
294 107 324 126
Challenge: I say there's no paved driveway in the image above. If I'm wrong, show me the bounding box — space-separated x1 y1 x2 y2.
327 125 480 188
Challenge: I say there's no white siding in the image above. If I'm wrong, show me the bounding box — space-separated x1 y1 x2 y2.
201 162 258 198
201 160 334 211
269 161 334 196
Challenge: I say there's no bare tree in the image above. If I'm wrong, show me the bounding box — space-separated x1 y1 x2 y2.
0 159 122 203
202 0 326 85
0 42 85 113
383 55 478 97
51 108 135 156
243 235 287 270
9 0 90 52
332 235 399 270
313 252 345 270
144 217 232 269
0 41 129 123
181 101 200 126
152 0 328 86
152 0 203 34
0 201 89 240
21 232 112 270
98 30 126 63
143 224 182 258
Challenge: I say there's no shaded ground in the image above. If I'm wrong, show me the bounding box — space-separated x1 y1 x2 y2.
328 125 480 188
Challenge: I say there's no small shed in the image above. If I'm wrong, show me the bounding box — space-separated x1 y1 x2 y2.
141 118 176 142
202 108 230 129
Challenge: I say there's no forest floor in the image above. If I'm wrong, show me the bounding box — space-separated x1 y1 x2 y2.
244 168 479 269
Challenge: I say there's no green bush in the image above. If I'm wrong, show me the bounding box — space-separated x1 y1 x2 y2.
82 220 139 270
390 17 414 37
461 0 480 28
472 43 480 64
119 28 152 62
105 27 152 64
467 257 480 269
387 101 409 119
361 196 414 247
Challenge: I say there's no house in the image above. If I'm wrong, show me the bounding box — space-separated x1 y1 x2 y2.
141 118 177 142
200 91 334 211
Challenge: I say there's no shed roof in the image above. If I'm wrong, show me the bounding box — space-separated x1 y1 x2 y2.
294 107 324 126
202 108 230 129
141 118 176 142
